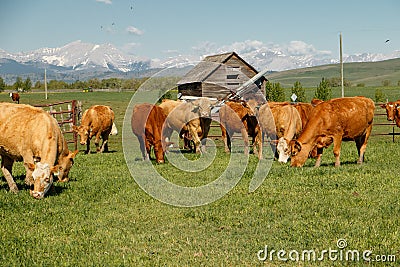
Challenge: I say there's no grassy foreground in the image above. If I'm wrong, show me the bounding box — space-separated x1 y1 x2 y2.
0 91 399 266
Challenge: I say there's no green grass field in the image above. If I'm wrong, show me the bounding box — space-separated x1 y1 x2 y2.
0 90 399 266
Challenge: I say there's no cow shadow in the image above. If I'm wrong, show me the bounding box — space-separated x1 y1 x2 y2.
0 174 69 197
316 160 361 167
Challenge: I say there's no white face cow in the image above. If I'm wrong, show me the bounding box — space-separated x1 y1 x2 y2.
26 162 57 199
276 137 291 163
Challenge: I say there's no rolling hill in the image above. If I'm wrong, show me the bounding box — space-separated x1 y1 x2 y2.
267 58 400 88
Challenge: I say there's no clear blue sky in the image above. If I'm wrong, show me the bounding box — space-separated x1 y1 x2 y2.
1 0 399 60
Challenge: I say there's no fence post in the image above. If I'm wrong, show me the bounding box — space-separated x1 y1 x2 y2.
71 100 77 150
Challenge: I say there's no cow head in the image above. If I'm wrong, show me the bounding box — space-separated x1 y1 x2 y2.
289 140 308 167
56 150 78 182
380 101 399 121
26 162 58 199
276 137 290 163
73 125 90 145
192 98 218 118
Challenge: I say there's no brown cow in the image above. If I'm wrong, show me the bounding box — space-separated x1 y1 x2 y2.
73 105 115 154
290 97 375 167
9 93 20 104
0 103 78 198
131 103 170 163
164 98 216 154
219 100 262 159
258 102 302 162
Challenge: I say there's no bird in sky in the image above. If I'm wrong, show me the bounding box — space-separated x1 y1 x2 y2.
385 39 390 43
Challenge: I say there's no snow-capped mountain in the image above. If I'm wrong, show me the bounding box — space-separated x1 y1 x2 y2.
1 40 150 73
1 40 399 84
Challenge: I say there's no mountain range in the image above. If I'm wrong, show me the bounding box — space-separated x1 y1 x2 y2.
0 40 399 84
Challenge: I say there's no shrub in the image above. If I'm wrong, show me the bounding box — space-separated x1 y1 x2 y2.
314 77 332 101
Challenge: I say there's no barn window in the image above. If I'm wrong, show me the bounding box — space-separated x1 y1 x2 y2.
227 66 241 72
227 74 239 79
227 82 240 86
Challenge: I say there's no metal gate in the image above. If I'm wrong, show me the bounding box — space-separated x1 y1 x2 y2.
34 100 78 150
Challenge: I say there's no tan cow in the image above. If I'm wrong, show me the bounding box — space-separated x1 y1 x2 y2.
258 102 302 162
219 100 262 159
163 97 216 154
159 99 196 150
73 105 115 154
290 97 375 167
0 103 78 198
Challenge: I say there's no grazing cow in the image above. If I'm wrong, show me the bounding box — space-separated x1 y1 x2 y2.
73 105 115 154
0 103 78 198
131 103 170 163
258 102 302 162
290 97 375 167
159 99 196 150
219 100 262 159
9 92 20 104
164 97 216 154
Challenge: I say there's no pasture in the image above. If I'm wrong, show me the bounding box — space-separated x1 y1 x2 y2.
0 90 399 266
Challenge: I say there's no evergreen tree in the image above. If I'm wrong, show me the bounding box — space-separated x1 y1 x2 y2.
314 77 331 101
0 77 6 92
291 81 306 102
265 81 285 102
23 77 32 91
13 77 24 91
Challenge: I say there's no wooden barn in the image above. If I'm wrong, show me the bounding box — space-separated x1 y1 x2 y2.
177 52 267 102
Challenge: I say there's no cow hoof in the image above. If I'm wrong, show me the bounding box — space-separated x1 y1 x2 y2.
10 187 19 194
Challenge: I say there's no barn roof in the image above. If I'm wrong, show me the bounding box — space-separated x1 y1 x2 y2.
177 52 261 85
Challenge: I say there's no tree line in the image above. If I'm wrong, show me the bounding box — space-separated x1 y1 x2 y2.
0 77 150 92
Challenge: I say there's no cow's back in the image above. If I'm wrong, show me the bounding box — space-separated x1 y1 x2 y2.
219 102 249 132
82 105 114 132
303 97 374 140
272 104 302 138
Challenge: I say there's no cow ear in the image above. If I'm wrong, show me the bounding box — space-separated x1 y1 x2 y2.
24 162 36 171
50 165 61 175
294 140 302 152
72 125 78 132
69 150 79 159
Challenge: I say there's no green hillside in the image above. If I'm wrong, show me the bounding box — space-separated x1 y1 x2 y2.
267 58 400 88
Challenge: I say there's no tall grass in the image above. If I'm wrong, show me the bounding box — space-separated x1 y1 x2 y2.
0 91 398 266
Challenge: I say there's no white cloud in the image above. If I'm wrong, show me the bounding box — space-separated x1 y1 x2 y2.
96 0 112 4
126 26 144 35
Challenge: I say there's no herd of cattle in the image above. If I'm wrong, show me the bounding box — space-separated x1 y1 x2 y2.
0 95 398 199
131 96 376 169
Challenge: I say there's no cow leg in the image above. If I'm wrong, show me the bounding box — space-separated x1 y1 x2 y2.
95 132 102 153
241 128 250 155
254 132 263 160
85 139 91 154
1 156 18 193
314 148 324 167
221 125 230 153
138 134 149 161
356 125 372 164
188 127 201 154
332 136 342 167
100 133 110 153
